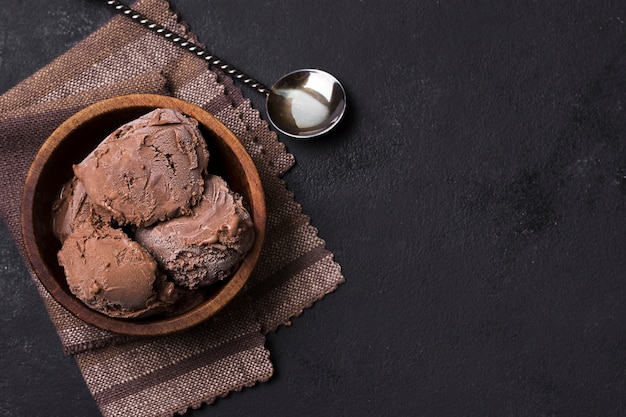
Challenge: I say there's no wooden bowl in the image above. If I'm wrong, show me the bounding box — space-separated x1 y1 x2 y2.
20 94 266 336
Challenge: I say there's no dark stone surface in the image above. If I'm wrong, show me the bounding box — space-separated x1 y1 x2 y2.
2 0 626 416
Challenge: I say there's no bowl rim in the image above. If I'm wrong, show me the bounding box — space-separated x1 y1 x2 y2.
20 94 266 336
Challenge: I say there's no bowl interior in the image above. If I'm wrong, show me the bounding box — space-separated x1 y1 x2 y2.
21 94 265 336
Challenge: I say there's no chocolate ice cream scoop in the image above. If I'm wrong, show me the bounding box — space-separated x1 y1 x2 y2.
57 222 176 318
73 108 210 227
135 174 255 289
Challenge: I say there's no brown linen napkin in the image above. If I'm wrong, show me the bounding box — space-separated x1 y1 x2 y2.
0 1 344 416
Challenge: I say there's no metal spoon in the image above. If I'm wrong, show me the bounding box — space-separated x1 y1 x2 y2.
105 1 347 139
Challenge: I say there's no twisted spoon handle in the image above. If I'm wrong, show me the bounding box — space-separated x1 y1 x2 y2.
104 0 270 94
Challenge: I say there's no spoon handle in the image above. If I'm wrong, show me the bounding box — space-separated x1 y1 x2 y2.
104 0 270 95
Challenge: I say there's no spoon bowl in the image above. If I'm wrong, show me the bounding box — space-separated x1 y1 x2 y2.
266 69 346 139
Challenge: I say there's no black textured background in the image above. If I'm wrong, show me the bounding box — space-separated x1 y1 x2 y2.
2 1 626 416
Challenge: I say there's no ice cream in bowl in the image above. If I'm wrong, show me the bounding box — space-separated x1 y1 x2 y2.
20 94 266 336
